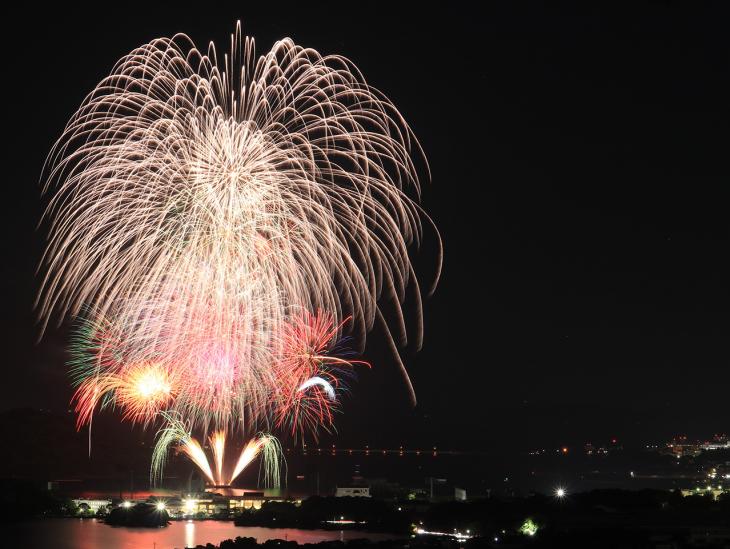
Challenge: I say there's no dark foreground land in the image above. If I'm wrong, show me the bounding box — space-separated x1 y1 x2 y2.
2 479 729 548
188 532 730 549
105 501 170 526
229 492 730 548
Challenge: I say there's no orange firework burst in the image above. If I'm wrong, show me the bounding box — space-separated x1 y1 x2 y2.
115 362 175 423
72 362 175 428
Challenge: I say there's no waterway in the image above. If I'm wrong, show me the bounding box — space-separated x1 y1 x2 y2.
8 518 402 549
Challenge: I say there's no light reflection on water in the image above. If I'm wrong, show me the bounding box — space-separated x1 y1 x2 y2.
185 520 195 548
9 518 401 549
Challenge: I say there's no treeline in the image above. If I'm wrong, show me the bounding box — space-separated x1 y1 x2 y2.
193 526 730 549
0 479 71 523
231 490 730 546
190 538 446 549
234 490 730 534
234 497 410 533
420 488 730 533
106 502 169 527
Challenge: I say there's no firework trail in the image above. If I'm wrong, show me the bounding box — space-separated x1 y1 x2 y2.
152 414 283 486
39 22 439 483
152 414 214 484
230 438 266 485
210 431 226 486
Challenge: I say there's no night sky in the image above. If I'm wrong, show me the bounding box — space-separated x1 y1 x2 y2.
2 5 728 456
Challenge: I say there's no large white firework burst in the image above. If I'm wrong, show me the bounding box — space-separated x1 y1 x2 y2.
40 22 440 433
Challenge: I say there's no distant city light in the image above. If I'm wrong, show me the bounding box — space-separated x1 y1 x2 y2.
122 501 131 508
555 487 566 498
415 528 472 540
519 518 539 537
326 519 360 525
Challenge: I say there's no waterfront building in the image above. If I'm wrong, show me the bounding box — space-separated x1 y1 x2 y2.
335 486 371 497
72 498 112 513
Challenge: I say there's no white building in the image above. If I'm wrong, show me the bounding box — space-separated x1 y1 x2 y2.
72 499 112 513
335 486 370 497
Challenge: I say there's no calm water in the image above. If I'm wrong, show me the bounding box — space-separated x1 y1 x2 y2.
8 518 401 549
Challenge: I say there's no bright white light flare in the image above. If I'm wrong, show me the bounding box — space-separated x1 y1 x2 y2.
298 376 336 400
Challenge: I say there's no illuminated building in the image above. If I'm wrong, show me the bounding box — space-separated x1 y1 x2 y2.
72 498 112 513
335 486 371 497
680 485 728 501
160 491 290 517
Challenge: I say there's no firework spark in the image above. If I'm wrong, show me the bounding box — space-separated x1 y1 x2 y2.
71 361 174 428
210 431 226 486
272 311 367 439
229 434 285 487
152 414 282 487
182 437 217 486
230 438 266 485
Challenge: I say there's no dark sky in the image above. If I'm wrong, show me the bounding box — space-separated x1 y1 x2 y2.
2 4 728 453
